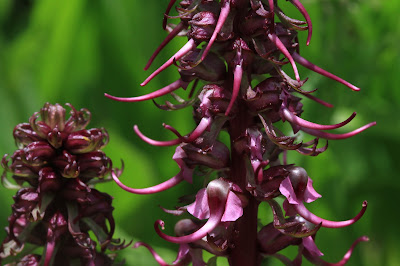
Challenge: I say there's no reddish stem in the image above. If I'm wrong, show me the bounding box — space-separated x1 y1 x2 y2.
228 103 261 266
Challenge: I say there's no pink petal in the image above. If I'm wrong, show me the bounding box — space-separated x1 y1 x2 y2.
302 236 323 257
279 177 300 205
187 188 210 220
221 191 243 222
303 178 322 203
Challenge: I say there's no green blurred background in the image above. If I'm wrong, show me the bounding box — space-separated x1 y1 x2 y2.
0 0 399 265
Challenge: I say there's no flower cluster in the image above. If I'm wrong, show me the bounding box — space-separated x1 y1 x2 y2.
1 103 126 265
107 0 374 265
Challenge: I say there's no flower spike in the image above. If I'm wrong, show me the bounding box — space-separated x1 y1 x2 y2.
201 0 231 61
105 80 188 102
99 1 375 264
141 39 197 86
292 52 360 91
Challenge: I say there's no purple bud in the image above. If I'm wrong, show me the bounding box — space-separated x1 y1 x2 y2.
40 103 66 131
38 167 62 193
13 123 41 149
52 150 80 178
64 128 109 154
189 11 217 42
77 151 112 179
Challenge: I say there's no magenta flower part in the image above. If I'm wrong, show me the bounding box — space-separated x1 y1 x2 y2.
106 1 375 265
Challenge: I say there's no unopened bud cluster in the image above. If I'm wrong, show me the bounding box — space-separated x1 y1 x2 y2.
1 103 126 265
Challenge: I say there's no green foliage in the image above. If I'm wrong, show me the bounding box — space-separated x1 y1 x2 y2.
0 0 399 264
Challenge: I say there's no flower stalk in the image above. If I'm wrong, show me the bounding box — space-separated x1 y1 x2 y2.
107 0 374 265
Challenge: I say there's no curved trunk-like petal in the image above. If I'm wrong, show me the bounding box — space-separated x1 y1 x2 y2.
301 122 376 140
268 33 300 81
201 0 231 61
105 80 186 102
155 179 229 244
142 39 197 86
303 236 369 266
300 92 334 108
155 209 223 244
134 117 212 146
282 107 357 130
292 52 360 91
163 0 178 29
289 0 312 45
294 200 367 228
112 171 184 194
145 23 186 70
134 241 189 266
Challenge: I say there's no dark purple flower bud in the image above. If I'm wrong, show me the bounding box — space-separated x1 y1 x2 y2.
29 112 52 139
63 104 91 133
64 128 109 154
245 77 283 115
59 178 90 202
179 50 227 82
189 11 217 42
2 151 40 180
239 12 267 37
52 150 80 178
13 123 41 149
12 188 39 216
23 141 55 167
38 167 62 193
46 127 67 149
249 165 289 200
181 140 230 170
196 84 233 117
77 151 112 179
78 189 113 219
40 103 66 131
